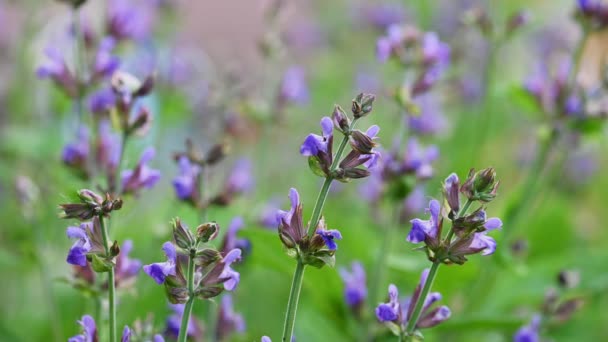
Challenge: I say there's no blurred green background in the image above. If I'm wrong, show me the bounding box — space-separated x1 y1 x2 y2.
1 0 607 341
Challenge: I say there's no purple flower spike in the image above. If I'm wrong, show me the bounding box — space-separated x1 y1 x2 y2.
421 32 450 66
165 304 201 339
514 315 541 342
339 261 367 309
316 229 343 250
143 242 177 284
172 156 200 201
94 37 120 78
88 88 116 114
469 232 497 256
121 147 161 194
62 126 90 169
115 240 142 285
300 117 334 157
220 248 242 291
280 66 309 105
407 200 441 244
226 158 254 194
403 138 439 179
107 0 154 41
68 314 97 342
121 326 131 342
217 294 246 341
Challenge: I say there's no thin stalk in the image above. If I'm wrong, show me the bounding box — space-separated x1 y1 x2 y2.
114 132 129 194
200 165 209 223
282 119 359 341
178 250 197 342
404 199 472 337
98 215 117 342
72 8 85 129
369 204 399 307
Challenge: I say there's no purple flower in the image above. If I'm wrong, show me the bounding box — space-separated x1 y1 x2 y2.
172 156 200 201
375 24 406 63
403 138 439 179
121 147 161 194
94 37 120 78
165 303 201 339
421 32 450 67
226 158 254 195
66 220 102 267
97 120 121 172
258 199 281 229
68 315 97 342
376 270 451 332
107 0 154 41
121 326 131 342
407 200 441 244
450 212 503 258
300 117 333 157
143 242 176 284
280 66 309 105
216 294 246 340
316 228 343 250
115 240 142 286
408 94 448 135
402 186 426 219
513 315 541 342
219 248 242 291
261 337 272 342
88 88 116 114
62 126 90 169
355 3 406 30
339 262 367 309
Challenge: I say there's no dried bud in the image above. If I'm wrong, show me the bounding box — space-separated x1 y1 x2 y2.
349 130 376 154
197 222 220 243
505 10 530 36
128 107 152 136
553 298 584 323
332 105 351 133
108 241 119 258
133 74 155 98
173 218 196 250
351 93 376 118
340 167 370 180
194 248 222 266
195 286 224 299
204 142 230 165
59 203 99 221
557 270 580 289
443 173 460 213
452 207 487 236
165 285 189 304
101 194 123 215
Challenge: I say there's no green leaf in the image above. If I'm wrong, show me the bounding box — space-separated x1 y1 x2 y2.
90 254 114 273
308 156 327 178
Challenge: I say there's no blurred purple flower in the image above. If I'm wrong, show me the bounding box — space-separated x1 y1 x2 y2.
93 37 120 78
564 148 599 185
68 314 97 342
143 242 176 284
421 32 450 67
115 240 142 287
403 138 439 179
96 120 121 172
354 69 381 95
62 126 90 169
284 20 327 52
221 216 251 257
66 222 93 267
121 147 161 194
258 198 281 229
121 326 131 342
226 158 254 195
88 88 116 114
339 261 367 310
355 3 406 30
280 66 309 105
401 186 426 219
107 0 154 41
219 248 242 291
37 46 77 96
408 94 448 136
513 315 541 342
165 303 202 339
172 156 200 201
216 294 246 341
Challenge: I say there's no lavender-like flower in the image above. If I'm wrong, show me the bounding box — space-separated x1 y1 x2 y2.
220 216 251 257
115 240 142 286
66 218 104 267
143 242 176 284
93 37 120 79
376 269 451 332
226 158 254 195
403 138 439 179
107 0 154 41
121 326 131 342
68 314 97 342
121 147 161 194
279 66 309 105
315 228 343 250
88 88 117 115
354 3 406 30
37 46 77 97
216 294 246 341
339 261 367 311
301 117 333 158
172 156 201 202
62 126 90 172
513 315 541 342
165 303 202 340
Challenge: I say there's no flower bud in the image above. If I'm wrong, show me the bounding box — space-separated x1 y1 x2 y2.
194 248 222 266
165 286 189 304
79 189 104 204
195 286 224 299
59 203 99 221
110 240 120 258
443 173 460 213
332 105 351 133
128 107 152 136
341 168 371 180
460 168 499 202
349 130 377 154
173 218 196 250
197 222 220 243
351 93 376 118
205 142 230 165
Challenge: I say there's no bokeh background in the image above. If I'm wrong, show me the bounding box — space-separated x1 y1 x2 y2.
1 0 607 341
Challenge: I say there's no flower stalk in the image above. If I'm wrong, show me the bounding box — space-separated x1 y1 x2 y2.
98 215 117 342
178 248 197 342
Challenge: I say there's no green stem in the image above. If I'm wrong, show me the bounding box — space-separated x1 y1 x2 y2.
98 215 117 342
404 261 440 335
281 260 306 342
114 132 129 194
282 118 359 341
403 199 472 336
178 250 196 342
